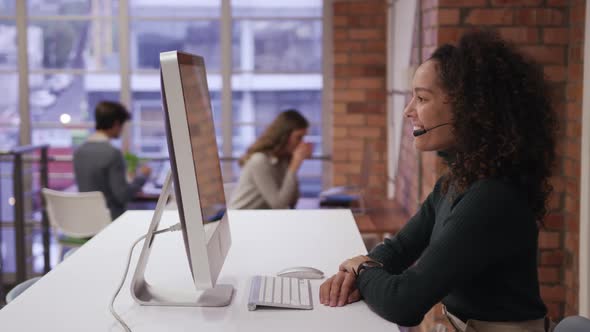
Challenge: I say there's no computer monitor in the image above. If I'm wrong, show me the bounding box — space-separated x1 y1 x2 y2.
130 51 233 307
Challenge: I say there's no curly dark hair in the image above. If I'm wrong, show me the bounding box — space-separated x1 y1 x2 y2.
431 30 557 223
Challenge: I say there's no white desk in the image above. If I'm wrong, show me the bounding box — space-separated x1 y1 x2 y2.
0 210 400 332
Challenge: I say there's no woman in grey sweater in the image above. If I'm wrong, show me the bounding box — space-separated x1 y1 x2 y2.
229 110 313 209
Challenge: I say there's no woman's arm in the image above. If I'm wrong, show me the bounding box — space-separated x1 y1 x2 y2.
249 153 299 209
356 180 529 326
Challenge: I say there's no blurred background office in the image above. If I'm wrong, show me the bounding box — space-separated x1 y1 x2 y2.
1 1 590 331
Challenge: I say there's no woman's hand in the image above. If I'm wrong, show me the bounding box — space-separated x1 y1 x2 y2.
339 255 373 275
319 271 362 307
293 142 313 162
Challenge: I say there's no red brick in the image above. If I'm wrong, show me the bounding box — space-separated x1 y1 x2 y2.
564 195 580 215
438 9 460 25
333 162 361 175
348 1 384 15
333 103 347 114
364 41 386 53
333 2 349 15
545 301 563 320
570 26 585 45
543 28 569 45
567 83 583 102
544 213 564 230
498 27 539 44
544 66 566 82
367 114 386 126
539 231 560 249
565 214 580 233
347 102 384 113
348 78 385 89
566 121 581 138
465 9 514 25
350 127 383 138
334 42 364 53
566 102 582 120
540 250 565 266
439 0 486 6
334 89 366 102
438 27 466 44
520 46 565 65
333 127 348 138
333 114 367 126
571 3 586 24
547 0 568 5
349 53 385 65
540 285 566 302
333 15 348 27
569 45 583 64
334 53 349 65
491 0 542 6
538 267 560 283
568 63 584 82
349 29 383 40
515 8 565 26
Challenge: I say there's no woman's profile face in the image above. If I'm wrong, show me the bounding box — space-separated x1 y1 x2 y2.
404 60 455 152
285 128 308 155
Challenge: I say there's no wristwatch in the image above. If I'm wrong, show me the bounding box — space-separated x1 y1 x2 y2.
355 260 383 277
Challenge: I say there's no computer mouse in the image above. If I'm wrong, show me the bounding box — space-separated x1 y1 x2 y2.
276 266 325 279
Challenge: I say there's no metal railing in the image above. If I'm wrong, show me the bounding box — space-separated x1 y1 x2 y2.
0 145 51 286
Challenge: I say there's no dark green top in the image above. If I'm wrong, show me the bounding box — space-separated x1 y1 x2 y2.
357 177 547 326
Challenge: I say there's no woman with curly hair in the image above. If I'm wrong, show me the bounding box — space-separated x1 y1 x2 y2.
319 30 557 331
229 109 313 209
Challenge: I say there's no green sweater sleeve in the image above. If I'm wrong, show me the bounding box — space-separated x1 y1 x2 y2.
367 180 440 274
357 180 531 326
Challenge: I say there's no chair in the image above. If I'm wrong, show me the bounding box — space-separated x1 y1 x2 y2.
42 188 111 262
554 316 590 332
319 141 372 214
5 276 42 304
223 182 237 203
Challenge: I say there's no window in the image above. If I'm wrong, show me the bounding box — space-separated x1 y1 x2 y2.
7 0 324 196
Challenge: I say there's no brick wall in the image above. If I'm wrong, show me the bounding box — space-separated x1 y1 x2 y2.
332 0 585 329
387 0 585 328
332 0 389 205
564 0 586 317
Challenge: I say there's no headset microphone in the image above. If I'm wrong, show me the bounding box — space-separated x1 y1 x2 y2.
412 123 451 137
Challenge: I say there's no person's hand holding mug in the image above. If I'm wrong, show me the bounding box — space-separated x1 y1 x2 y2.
289 142 313 172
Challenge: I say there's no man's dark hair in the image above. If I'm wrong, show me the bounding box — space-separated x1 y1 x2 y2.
95 101 131 130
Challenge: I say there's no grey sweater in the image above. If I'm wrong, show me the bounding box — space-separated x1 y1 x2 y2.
73 133 147 220
229 152 299 209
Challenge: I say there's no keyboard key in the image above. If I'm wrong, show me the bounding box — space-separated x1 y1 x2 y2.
274 276 282 304
300 279 310 306
282 277 290 304
264 276 274 303
258 276 265 302
290 278 300 306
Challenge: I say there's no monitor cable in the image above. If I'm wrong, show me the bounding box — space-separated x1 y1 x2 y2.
109 222 182 332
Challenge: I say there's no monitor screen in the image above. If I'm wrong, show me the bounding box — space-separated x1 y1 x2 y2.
177 57 226 223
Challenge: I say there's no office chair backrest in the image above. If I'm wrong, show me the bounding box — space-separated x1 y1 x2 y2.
223 182 237 202
42 188 111 238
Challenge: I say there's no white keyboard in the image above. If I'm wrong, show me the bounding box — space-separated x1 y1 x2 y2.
248 275 313 311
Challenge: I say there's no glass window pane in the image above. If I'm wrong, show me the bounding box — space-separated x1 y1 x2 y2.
130 0 219 18
233 20 321 72
28 19 119 70
29 73 121 127
234 90 321 125
28 0 118 16
0 0 15 15
232 0 321 18
131 20 220 72
0 73 18 150
0 21 17 69
130 74 221 158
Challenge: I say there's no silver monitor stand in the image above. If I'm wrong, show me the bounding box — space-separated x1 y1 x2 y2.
130 171 233 307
